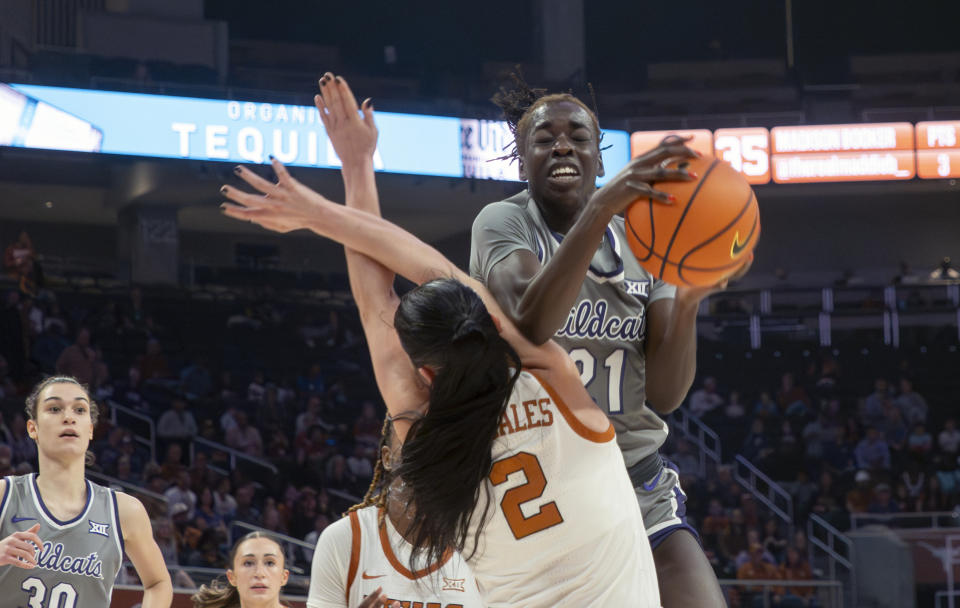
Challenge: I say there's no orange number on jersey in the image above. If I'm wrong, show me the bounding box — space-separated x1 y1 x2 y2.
488 452 563 539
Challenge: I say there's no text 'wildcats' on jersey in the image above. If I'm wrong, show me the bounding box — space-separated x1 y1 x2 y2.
470 192 676 468
0 474 124 608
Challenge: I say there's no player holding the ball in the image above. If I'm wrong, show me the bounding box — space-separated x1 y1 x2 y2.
469 74 753 608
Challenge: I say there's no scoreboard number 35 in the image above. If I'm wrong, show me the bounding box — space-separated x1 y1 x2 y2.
713 128 771 184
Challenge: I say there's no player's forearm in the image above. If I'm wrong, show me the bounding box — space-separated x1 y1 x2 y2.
307 195 462 288
140 579 173 608
645 295 699 413
512 204 613 343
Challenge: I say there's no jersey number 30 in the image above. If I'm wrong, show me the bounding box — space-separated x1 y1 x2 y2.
21 577 78 608
489 452 563 539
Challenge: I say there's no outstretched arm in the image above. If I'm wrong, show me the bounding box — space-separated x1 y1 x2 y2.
221 159 557 374
316 73 429 424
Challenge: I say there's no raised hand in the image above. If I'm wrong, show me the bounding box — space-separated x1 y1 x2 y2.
589 134 700 213
315 72 378 166
221 158 329 234
0 523 42 569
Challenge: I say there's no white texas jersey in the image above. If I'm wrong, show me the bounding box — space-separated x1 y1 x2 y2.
466 370 660 608
308 505 483 608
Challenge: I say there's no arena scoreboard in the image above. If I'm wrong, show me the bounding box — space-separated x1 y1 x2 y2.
631 122 957 184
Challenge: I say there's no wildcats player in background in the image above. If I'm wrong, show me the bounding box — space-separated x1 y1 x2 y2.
220 73 660 607
469 74 749 608
0 376 172 607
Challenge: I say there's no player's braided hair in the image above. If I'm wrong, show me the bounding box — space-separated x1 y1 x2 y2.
490 68 605 165
347 416 393 521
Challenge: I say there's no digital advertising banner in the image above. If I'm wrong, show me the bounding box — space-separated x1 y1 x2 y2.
0 83 630 186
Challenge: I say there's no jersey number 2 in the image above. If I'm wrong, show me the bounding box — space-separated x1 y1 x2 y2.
489 452 563 539
21 577 78 608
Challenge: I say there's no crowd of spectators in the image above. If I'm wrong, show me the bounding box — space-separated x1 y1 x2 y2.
2 260 958 602
0 277 382 586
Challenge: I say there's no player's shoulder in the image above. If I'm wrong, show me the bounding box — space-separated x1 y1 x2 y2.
315 511 360 554
474 192 535 225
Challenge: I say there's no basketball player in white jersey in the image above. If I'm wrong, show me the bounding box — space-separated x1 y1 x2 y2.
307 417 483 608
469 74 750 607
221 73 660 607
0 376 172 607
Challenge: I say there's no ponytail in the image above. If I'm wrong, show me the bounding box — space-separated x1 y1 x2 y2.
393 278 521 571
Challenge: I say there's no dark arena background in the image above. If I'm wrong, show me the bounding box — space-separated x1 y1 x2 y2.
1 1 959 606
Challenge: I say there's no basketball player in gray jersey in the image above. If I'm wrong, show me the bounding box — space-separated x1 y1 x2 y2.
470 77 750 608
0 376 172 607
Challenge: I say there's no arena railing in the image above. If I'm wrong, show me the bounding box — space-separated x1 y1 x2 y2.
944 534 960 608
668 406 722 476
807 513 855 607
189 436 279 476
107 399 157 463
85 470 168 506
850 510 960 531
733 454 794 526
716 578 844 608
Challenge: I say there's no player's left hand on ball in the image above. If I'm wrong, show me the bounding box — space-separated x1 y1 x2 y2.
220 157 329 234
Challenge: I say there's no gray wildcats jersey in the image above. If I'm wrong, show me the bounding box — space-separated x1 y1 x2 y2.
470 192 675 467
0 474 124 608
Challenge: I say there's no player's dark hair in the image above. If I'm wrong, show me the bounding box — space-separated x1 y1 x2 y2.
393 278 521 570
491 69 603 165
25 375 100 466
191 531 288 608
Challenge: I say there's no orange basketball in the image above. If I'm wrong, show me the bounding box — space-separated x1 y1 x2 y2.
625 155 760 287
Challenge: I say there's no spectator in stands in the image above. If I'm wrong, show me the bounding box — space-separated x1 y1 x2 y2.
881 400 908 453
115 454 138 485
701 498 730 546
846 470 873 514
55 326 106 387
689 376 725 418
753 391 780 421
295 395 331 438
214 477 238 522
157 397 198 445
159 442 185 481
867 483 899 514
152 516 180 565
345 443 373 480
940 418 960 458
233 482 261 525
776 372 809 412
165 471 198 520
723 390 747 419
3 230 42 294
247 370 267 403
180 356 214 400
862 378 889 428
302 513 331 561
225 410 263 457
0 356 15 400
97 427 128 474
742 418 774 467
736 543 783 606
9 413 36 464
906 424 934 457
761 519 787 563
325 454 358 495
121 286 149 332
855 427 892 471
194 486 225 531
0 291 26 381
0 444 14 477
352 401 381 448
668 438 700 477
138 338 170 380
896 377 928 427
779 546 814 607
